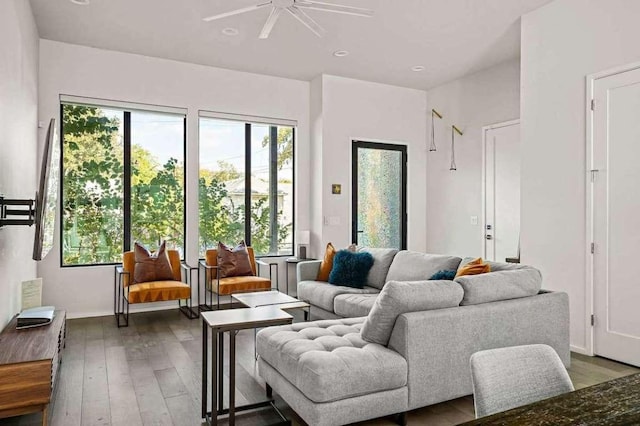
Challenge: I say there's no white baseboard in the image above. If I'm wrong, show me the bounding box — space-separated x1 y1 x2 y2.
66 303 179 320
570 344 591 356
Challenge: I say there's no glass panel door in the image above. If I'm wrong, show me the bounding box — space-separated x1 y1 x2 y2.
352 141 407 249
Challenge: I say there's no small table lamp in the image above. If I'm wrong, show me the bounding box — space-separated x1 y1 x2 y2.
298 230 310 259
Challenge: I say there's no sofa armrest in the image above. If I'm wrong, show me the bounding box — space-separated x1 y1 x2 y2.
297 260 322 283
387 291 570 410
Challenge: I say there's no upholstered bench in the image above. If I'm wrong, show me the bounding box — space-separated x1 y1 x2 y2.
257 317 408 426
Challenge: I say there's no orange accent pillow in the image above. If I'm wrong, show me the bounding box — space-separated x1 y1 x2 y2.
455 257 491 278
317 242 336 282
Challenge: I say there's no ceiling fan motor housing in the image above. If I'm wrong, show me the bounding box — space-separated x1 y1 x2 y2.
273 0 295 8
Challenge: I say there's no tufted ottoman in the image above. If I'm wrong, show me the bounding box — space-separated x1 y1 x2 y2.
257 317 408 426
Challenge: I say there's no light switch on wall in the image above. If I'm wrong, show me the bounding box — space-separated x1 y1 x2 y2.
470 216 478 225
323 216 341 226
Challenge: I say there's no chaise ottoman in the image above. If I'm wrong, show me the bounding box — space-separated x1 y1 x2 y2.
257 317 408 426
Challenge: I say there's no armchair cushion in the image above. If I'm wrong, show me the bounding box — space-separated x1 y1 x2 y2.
123 247 182 286
208 276 271 295
128 281 190 303
204 246 269 295
217 240 254 278
133 241 175 284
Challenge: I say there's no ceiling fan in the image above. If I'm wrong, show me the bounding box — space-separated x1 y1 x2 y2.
203 0 374 39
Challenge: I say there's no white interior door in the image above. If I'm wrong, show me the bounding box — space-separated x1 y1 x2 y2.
592 66 640 366
483 121 521 262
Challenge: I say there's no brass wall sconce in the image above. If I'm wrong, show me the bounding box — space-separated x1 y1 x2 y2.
430 109 443 152
450 125 463 171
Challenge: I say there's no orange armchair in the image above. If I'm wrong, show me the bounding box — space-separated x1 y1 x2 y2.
114 249 197 327
199 247 275 310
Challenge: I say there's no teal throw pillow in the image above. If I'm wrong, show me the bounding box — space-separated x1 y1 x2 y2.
329 250 374 288
429 270 457 280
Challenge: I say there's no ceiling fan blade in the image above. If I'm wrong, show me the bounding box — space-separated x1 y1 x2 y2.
295 0 373 17
286 6 326 37
259 7 283 39
203 2 272 22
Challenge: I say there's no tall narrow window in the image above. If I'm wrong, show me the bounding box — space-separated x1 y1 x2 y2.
199 116 294 257
61 102 186 266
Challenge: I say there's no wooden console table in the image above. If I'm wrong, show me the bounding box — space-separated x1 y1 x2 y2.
0 310 66 426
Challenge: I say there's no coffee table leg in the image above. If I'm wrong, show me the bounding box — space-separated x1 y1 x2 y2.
211 328 218 426
229 330 236 425
201 320 207 419
218 332 224 414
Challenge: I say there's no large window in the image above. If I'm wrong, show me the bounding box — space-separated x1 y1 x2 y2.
61 101 186 266
199 116 294 257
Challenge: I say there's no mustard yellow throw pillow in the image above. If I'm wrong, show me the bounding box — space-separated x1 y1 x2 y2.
317 242 336 282
455 257 491 278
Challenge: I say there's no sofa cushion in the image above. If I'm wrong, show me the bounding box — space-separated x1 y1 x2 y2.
386 251 462 283
329 250 374 288
459 257 529 272
455 257 491 278
455 268 542 305
358 248 399 289
317 243 336 281
361 280 464 345
297 281 379 312
257 317 407 403
430 270 457 280
334 293 378 317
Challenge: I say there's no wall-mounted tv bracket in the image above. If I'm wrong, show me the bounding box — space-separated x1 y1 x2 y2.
0 195 36 228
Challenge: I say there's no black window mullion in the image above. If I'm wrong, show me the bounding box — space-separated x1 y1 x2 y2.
123 111 132 252
244 123 251 247
269 126 278 255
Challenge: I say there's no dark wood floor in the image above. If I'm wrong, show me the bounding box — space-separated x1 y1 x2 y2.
2 309 638 426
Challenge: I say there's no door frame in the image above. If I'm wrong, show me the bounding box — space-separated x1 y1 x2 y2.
586 60 640 356
351 140 408 249
481 119 520 260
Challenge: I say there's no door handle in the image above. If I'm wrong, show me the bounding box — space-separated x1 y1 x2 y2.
357 230 364 233
485 235 493 240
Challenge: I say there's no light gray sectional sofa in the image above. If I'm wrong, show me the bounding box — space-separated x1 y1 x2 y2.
257 249 570 426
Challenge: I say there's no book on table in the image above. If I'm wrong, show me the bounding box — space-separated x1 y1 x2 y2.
16 305 55 329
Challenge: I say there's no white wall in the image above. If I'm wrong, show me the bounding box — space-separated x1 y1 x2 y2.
426 60 520 257
38 40 310 318
309 75 428 255
521 0 640 353
0 1 39 328
309 76 324 254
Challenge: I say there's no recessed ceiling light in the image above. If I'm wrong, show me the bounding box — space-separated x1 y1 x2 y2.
411 65 425 72
222 27 239 36
333 50 349 57
70 0 90 5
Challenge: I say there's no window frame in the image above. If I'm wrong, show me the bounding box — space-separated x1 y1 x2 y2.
197 112 296 258
59 100 188 267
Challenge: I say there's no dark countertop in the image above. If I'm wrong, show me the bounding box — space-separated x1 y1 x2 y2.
460 372 640 425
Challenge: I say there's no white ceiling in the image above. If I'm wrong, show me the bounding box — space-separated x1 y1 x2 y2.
29 0 553 90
